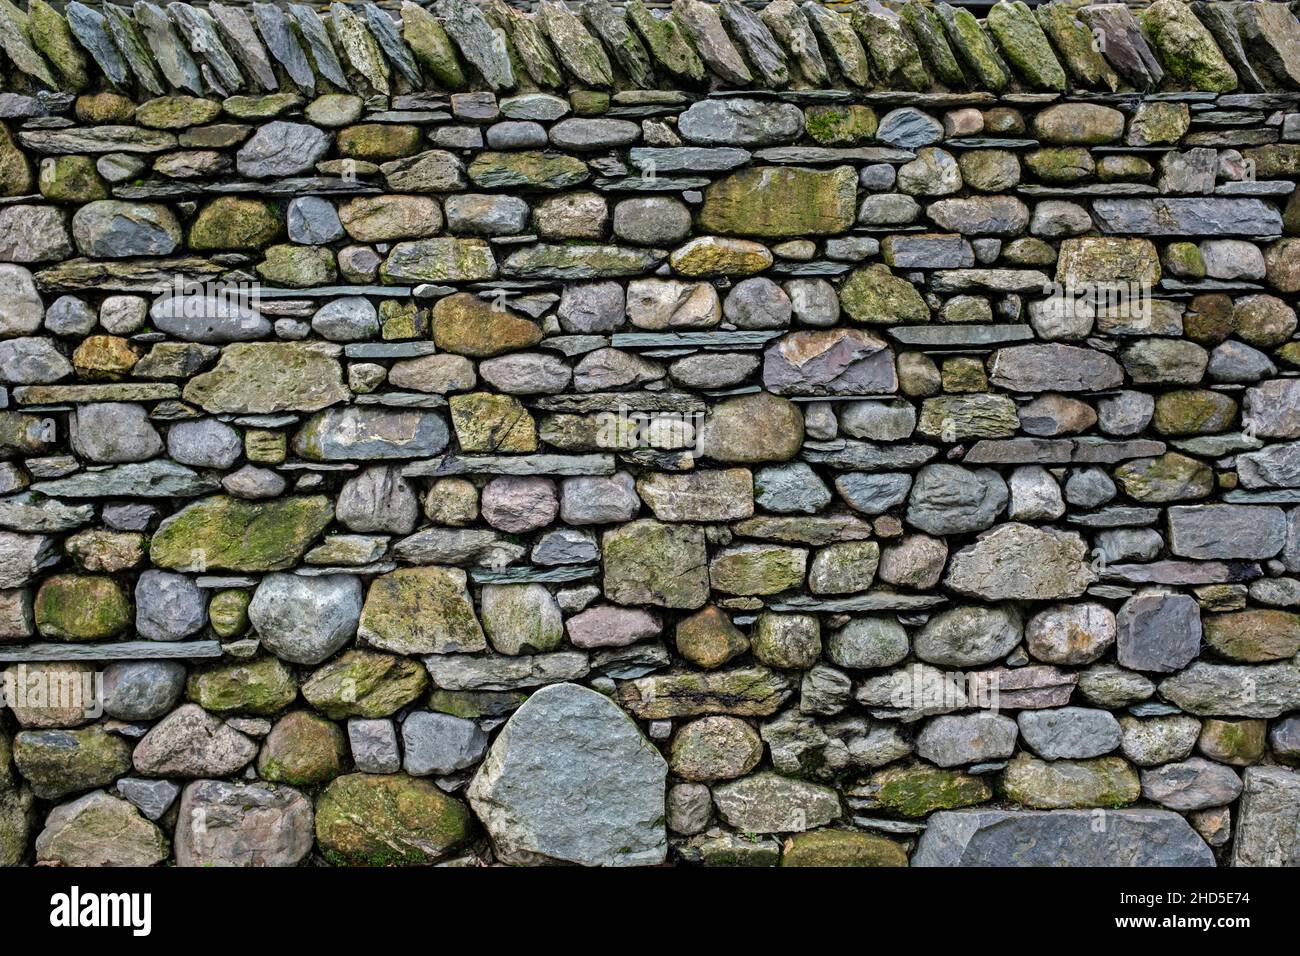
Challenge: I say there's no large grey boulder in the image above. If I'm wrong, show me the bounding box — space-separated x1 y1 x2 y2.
249 573 363 665
468 683 667 866
134 569 206 641
1231 766 1300 867
913 809 1214 866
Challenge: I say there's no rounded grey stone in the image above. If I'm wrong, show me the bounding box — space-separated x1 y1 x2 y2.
166 418 242 469
103 661 187 721
402 710 489 775
311 296 379 342
135 569 206 641
287 196 343 245
248 573 363 665
1018 706 1122 760
69 403 163 464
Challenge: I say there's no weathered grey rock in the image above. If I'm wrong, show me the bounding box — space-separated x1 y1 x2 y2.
677 98 803 147
134 569 205 641
249 572 363 665
402 710 488 776
946 524 1093 601
336 465 418 534
71 201 180 258
116 777 181 821
712 770 840 833
914 809 1213 866
132 704 257 778
294 407 449 461
1017 707 1120 760
915 713 1018 768
1167 504 1286 560
236 122 330 178
1160 662 1300 718
990 344 1123 393
916 604 1021 667
1231 766 1300 866
68 403 162 463
253 3 316 94
174 779 313 867
102 661 186 721
34 791 169 867
1141 758 1242 812
347 718 400 773
468 683 666 866
906 464 1007 536
167 417 241 469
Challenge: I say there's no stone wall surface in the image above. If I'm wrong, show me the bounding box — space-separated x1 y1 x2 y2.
0 0 1299 867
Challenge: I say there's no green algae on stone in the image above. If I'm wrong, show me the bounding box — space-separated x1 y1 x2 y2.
618 666 796 719
699 165 857 239
149 495 334 573
669 236 771 278
710 544 807 596
626 0 705 84
899 1 966 89
29 0 90 91
935 1 1011 92
302 650 430 719
34 574 131 641
315 773 474 865
0 122 33 196
1152 389 1238 436
450 392 538 452
12 727 133 800
851 763 992 817
429 688 528 719
183 342 348 414
849 0 928 90
221 93 304 120
37 154 106 202
803 104 877 146
134 96 222 130
986 1 1066 91
337 124 423 161
432 293 542 358
189 197 283 251
358 566 487 656
1115 452 1214 503
1001 753 1140 809
466 150 590 191
840 264 929 324
257 711 348 786
603 519 710 609
1203 610 1300 663
1163 241 1206 279
330 1 391 94
401 1 466 88
186 657 298 717
0 786 35 866
1140 0 1237 93
256 244 337 288
1056 237 1161 286
780 829 909 866
919 394 1020 440
1035 0 1118 90
381 238 499 283
1024 146 1094 183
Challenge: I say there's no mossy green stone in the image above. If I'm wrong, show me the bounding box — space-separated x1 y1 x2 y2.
1035 0 1117 90
1025 146 1094 182
381 238 499 283
38 155 107 202
699 166 857 239
1242 145 1300 179
12 728 133 800
1140 0 1237 93
1115 453 1214 503
337 124 423 161
840 265 929 324
432 293 542 358
429 689 528 719
603 519 709 609
450 392 537 452
986 0 1066 91
0 786 33 866
257 711 347 785
1152 389 1238 436
221 93 303 120
570 90 609 116
302 649 430 719
256 245 337 287
1197 718 1267 765
357 566 487 655
626 0 705 83
134 96 222 130
0 122 32 196
1001 754 1140 809
149 495 334 572
183 343 349 415
919 394 1019 440
939 3 1011 91
780 829 909 866
804 105 878 146
855 763 992 817
1163 241 1206 279
186 657 298 716
34 574 131 641
900 2 966 89
1128 101 1190 146
75 92 135 124
315 773 474 865
29 0 90 91
207 589 251 638
190 197 284 251
466 151 590 191
1203 611 1300 663
400 0 466 89
711 545 807 596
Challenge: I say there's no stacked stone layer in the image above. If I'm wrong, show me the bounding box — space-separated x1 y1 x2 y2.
0 0 1299 868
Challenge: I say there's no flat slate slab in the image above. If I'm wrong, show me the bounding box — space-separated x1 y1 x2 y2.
0 641 223 662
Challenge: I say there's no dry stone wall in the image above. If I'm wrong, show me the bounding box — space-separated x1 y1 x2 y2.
0 0 1299 867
